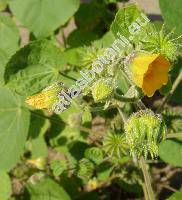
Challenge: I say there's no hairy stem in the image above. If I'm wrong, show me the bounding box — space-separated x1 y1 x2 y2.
117 70 155 199
114 91 140 102
139 156 155 200
117 107 127 123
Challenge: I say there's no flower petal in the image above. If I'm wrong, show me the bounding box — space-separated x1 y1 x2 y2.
142 55 170 97
131 54 159 87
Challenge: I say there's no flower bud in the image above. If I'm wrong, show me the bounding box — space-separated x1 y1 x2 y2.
86 178 98 191
26 82 63 109
124 109 166 159
91 78 114 102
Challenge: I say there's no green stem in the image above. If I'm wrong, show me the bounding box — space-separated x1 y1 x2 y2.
114 92 140 102
58 71 77 81
118 68 155 199
89 105 106 112
142 183 149 200
61 29 67 48
139 156 155 200
134 100 147 110
166 133 182 139
30 110 65 125
117 107 127 123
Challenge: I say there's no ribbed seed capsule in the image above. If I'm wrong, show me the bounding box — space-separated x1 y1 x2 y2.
103 132 128 159
124 109 166 159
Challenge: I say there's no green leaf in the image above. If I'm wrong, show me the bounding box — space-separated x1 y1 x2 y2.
0 172 12 200
93 31 115 48
110 4 152 46
159 0 182 35
27 177 71 200
67 29 99 48
167 189 182 200
75 2 105 31
64 47 85 67
96 163 113 181
0 87 30 171
159 139 182 167
116 70 130 94
31 136 48 159
110 5 143 38
0 49 8 85
84 147 103 165
9 0 80 38
82 110 92 124
29 111 49 158
69 141 89 161
4 40 67 96
0 13 19 56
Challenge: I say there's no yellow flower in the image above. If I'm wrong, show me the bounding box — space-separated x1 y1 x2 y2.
25 83 61 109
131 54 170 97
86 178 98 191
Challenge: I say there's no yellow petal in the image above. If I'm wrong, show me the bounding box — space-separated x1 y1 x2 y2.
26 92 46 109
132 54 159 75
131 54 159 87
142 55 170 97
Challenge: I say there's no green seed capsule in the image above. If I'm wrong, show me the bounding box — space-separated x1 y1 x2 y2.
124 109 166 159
103 132 128 159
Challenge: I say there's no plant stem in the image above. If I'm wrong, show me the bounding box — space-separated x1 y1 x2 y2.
117 107 127 123
114 91 140 102
142 183 149 200
58 71 77 81
61 29 67 48
158 72 182 113
139 156 155 200
135 100 147 110
30 110 65 125
166 133 182 138
159 184 178 192
117 71 156 199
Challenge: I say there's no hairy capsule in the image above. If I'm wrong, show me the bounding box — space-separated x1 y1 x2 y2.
124 109 166 159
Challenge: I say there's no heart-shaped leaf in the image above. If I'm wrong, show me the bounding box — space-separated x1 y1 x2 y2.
0 87 30 171
4 40 68 96
9 0 80 38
